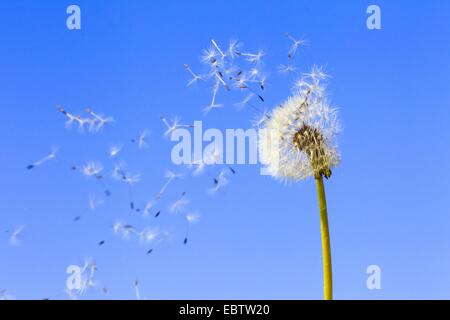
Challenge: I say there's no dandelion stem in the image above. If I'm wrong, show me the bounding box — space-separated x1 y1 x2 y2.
315 175 333 300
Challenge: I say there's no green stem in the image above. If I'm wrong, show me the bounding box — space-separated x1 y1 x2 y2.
315 175 333 300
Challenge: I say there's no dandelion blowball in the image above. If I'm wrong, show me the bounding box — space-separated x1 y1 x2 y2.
259 86 341 182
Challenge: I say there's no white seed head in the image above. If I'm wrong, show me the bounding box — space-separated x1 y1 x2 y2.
259 90 340 182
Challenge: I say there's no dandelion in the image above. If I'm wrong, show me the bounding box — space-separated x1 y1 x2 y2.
258 66 340 300
26 146 59 170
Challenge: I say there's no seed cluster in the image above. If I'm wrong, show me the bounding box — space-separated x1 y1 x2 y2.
293 124 332 179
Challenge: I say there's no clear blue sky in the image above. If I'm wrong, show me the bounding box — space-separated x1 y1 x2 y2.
0 0 449 299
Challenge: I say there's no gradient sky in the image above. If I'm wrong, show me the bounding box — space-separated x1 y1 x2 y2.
0 0 449 300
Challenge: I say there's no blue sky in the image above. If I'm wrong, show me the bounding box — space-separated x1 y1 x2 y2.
0 0 449 299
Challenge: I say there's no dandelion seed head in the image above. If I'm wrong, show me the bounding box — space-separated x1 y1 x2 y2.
259 89 340 182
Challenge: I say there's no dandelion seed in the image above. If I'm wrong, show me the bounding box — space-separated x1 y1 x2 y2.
139 228 159 244
82 162 104 177
57 106 78 129
183 212 199 246
9 226 24 246
136 130 150 150
109 145 122 158
85 108 114 132
251 109 271 128
74 116 90 132
189 159 206 176
124 173 141 185
208 169 230 194
0 290 15 300
156 171 181 200
113 222 138 239
142 200 155 218
186 212 200 224
278 63 297 74
214 71 230 90
80 162 111 197
184 64 204 86
234 93 255 110
302 65 330 82
160 116 194 137
201 46 218 65
211 39 226 58
203 81 223 114
134 280 140 300
26 146 59 170
285 33 306 58
112 162 140 210
241 50 264 64
170 192 189 214
228 39 242 59
88 194 104 211
259 76 267 91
